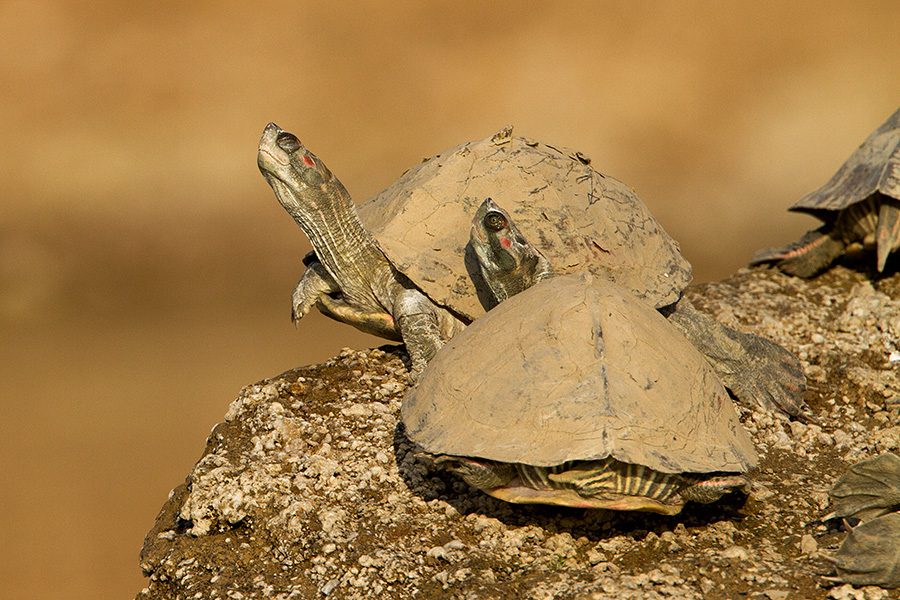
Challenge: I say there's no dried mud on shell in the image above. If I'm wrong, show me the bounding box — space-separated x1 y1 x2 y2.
137 266 900 600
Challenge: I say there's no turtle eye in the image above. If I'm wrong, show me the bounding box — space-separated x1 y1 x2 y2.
276 131 302 154
484 211 507 232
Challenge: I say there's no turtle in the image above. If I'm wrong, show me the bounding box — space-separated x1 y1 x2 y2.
751 106 900 277
823 453 900 588
400 202 757 514
258 123 805 416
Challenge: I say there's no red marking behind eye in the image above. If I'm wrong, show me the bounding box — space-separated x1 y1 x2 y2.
302 155 315 167
501 237 511 248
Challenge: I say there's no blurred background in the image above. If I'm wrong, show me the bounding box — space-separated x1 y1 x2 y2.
2 1 899 598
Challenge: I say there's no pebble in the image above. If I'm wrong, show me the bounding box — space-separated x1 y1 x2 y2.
799 534 818 555
320 578 339 595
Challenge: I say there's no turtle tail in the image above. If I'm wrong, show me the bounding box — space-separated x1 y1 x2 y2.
749 225 846 278
876 199 900 272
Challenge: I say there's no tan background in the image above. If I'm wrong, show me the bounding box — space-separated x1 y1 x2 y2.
2 2 899 598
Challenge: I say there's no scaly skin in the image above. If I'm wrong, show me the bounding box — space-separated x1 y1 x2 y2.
469 199 554 305
472 199 808 417
258 124 465 378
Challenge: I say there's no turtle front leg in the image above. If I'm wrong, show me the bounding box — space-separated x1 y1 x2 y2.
292 261 341 323
663 299 809 418
432 455 517 490
679 474 751 504
294 260 402 340
315 294 402 341
393 288 445 382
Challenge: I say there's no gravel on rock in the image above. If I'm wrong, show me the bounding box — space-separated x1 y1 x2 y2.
136 266 900 600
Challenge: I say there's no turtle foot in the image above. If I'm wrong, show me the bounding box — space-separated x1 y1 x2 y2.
292 261 339 323
666 299 808 417
827 512 900 589
830 453 900 522
720 327 810 418
750 226 846 278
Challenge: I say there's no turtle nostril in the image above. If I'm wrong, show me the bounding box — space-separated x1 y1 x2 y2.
276 132 302 154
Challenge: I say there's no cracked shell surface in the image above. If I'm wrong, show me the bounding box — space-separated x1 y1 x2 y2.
401 272 757 473
791 107 900 216
356 129 691 319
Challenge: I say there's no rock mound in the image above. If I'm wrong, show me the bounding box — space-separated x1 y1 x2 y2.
136 266 900 600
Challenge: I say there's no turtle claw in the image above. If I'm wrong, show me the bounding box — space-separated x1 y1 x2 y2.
292 261 340 323
291 297 314 323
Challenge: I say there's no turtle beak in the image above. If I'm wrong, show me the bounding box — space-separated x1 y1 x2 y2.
258 123 291 172
258 123 317 179
480 197 500 212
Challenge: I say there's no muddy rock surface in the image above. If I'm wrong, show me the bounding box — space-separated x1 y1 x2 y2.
136 266 900 600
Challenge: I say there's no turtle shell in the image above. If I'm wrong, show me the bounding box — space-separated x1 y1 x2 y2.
791 107 900 219
357 127 691 321
401 272 757 474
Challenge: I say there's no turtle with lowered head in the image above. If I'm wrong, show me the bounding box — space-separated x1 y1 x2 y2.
400 200 758 514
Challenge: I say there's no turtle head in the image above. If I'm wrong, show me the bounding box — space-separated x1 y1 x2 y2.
470 198 555 303
257 123 340 211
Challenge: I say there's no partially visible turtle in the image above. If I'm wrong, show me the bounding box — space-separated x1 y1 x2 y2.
401 202 757 514
259 123 805 416
824 453 900 588
751 106 900 276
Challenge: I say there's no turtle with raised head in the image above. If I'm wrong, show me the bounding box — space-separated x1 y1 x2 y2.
258 124 804 415
751 106 900 277
400 201 757 514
